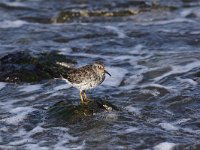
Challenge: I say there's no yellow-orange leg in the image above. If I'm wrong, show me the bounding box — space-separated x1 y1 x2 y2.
83 90 87 100
83 90 91 103
79 91 84 104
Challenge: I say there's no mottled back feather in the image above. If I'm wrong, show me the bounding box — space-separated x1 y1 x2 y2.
61 64 95 84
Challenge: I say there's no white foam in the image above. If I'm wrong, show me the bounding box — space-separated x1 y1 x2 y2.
165 110 174 115
54 84 71 91
176 77 198 86
154 142 176 150
19 84 42 92
0 99 13 110
8 2 25 7
141 84 175 92
24 95 36 101
125 106 141 115
157 29 178 34
129 44 145 54
25 144 49 150
190 31 200 34
0 126 8 132
140 18 195 26
105 112 118 121
129 74 144 84
6 125 80 149
9 139 31 146
102 67 128 87
112 55 133 61
2 1 26 7
0 20 27 28
113 49 149 63
120 74 143 90
105 25 126 38
180 8 193 17
38 92 63 101
124 127 138 134
28 126 44 136
51 127 69 132
0 82 6 90
1 107 35 125
51 127 78 141
180 8 200 18
155 61 200 82
49 92 62 97
182 128 200 134
159 123 179 131
141 89 160 96
68 52 110 59
174 118 191 125
13 128 27 137
51 127 79 150
0 145 15 150
70 141 85 150
5 124 80 149
58 47 73 56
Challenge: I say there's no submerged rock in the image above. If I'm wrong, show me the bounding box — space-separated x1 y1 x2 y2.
194 71 200 78
53 1 177 23
47 99 119 124
0 51 76 83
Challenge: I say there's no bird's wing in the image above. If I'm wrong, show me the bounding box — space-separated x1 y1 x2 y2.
65 70 83 84
62 67 85 84
61 65 92 84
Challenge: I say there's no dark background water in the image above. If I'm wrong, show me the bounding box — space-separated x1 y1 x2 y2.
0 0 200 149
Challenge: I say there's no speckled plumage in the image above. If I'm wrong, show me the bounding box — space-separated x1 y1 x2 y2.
62 64 105 90
61 62 111 104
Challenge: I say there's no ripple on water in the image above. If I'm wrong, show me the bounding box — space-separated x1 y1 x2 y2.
104 25 126 38
53 83 71 91
159 122 179 131
2 0 27 7
155 61 200 82
19 84 42 93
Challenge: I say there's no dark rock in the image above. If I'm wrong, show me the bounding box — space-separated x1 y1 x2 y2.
0 51 76 83
194 71 200 77
53 2 177 23
47 99 119 124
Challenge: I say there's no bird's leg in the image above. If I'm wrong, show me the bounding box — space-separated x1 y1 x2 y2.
79 91 84 104
83 90 91 103
83 90 87 100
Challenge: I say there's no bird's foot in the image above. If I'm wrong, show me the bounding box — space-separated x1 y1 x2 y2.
83 98 92 105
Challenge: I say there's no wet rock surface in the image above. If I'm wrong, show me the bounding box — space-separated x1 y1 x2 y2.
0 51 76 82
47 99 119 124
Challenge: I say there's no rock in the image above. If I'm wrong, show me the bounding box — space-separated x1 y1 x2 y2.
0 51 76 83
47 99 119 124
194 71 200 77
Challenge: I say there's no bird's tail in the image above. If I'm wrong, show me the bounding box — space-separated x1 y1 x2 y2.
56 62 74 68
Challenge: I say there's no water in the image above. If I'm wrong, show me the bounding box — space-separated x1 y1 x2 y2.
0 0 200 149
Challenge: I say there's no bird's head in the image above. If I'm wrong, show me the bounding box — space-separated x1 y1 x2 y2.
92 62 111 77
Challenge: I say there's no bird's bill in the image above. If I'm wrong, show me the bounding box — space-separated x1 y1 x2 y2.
105 70 111 76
